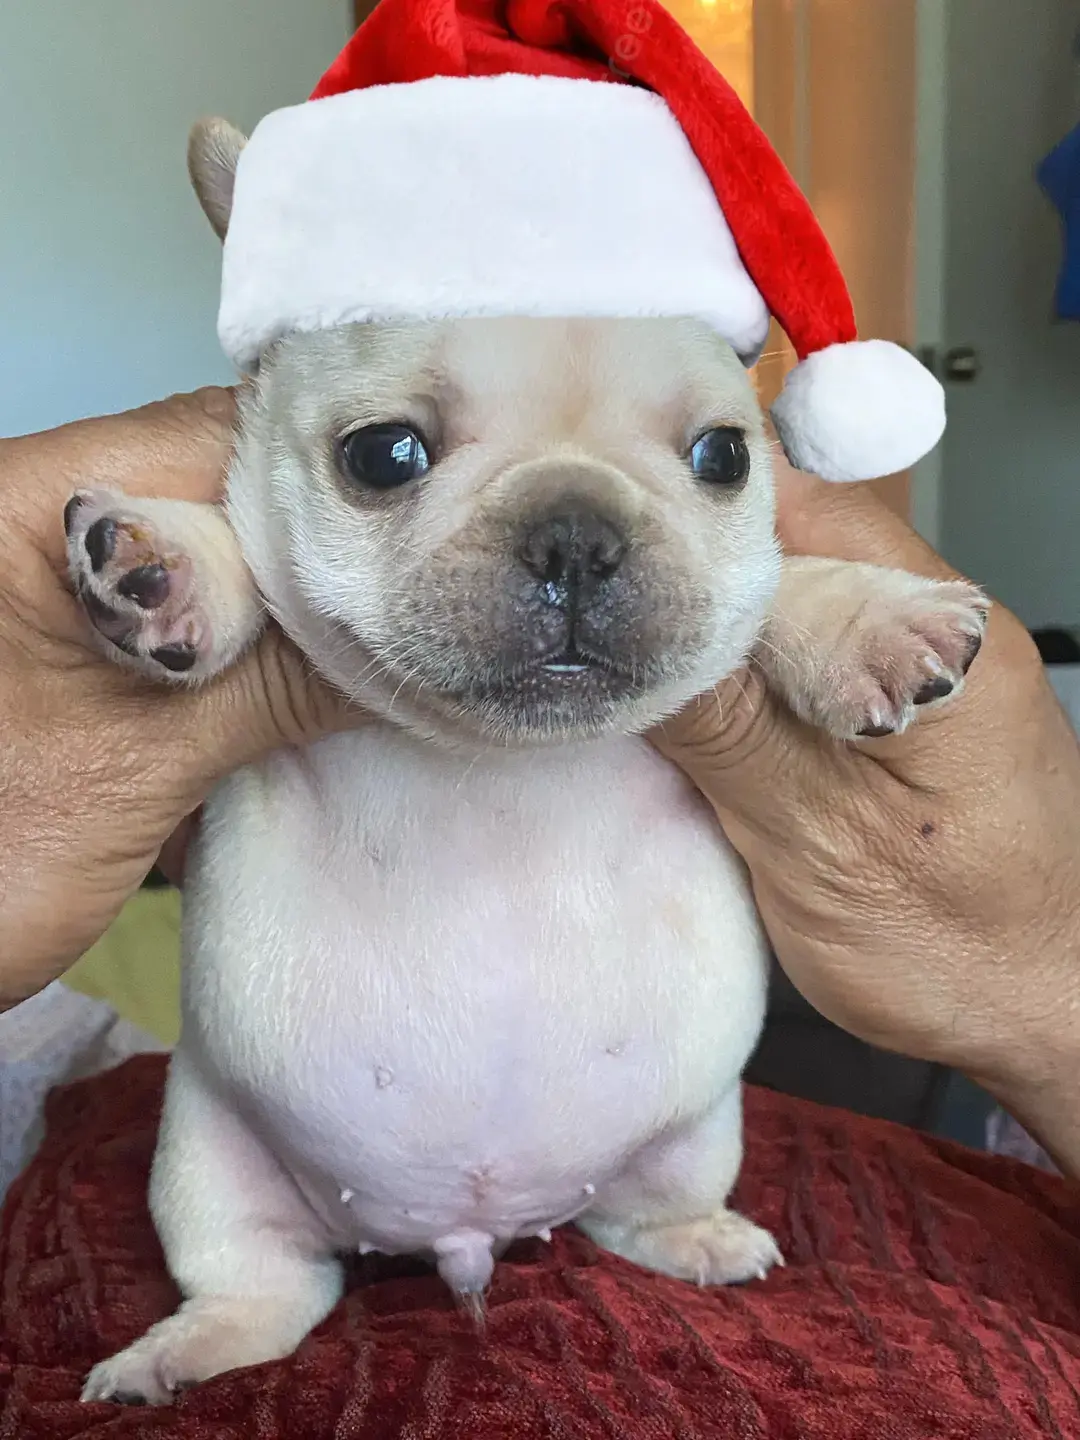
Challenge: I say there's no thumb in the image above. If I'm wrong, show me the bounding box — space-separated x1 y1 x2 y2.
172 622 367 794
653 461 955 835
650 666 817 851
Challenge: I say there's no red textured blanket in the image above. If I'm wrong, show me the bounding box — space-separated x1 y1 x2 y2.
2 1055 1079 1438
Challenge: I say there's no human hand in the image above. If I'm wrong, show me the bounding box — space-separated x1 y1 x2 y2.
654 460 1080 1169
0 389 355 1007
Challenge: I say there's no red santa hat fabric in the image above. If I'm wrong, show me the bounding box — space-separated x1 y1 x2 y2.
216 0 945 482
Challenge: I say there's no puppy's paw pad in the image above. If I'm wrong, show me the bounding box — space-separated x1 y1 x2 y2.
117 563 172 609
65 491 211 679
828 580 988 740
618 1210 783 1288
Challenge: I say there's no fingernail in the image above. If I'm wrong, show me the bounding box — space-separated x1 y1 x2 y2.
192 386 236 426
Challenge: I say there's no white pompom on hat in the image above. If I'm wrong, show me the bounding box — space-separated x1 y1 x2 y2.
770 340 946 483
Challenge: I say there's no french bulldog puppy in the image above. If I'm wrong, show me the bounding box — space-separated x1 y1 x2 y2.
69 121 986 1406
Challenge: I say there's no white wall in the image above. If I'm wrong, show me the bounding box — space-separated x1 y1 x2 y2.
0 1 348 438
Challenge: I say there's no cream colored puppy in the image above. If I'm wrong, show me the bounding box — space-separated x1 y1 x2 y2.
67 123 986 1407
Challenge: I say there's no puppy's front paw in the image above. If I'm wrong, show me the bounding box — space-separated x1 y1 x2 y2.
598 1209 783 1287
763 561 989 741
65 489 258 682
821 578 986 740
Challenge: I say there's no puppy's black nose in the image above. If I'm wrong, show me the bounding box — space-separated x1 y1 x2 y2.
518 506 628 601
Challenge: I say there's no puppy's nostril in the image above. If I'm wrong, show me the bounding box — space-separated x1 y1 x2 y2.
540 545 565 586
587 532 626 579
518 508 628 591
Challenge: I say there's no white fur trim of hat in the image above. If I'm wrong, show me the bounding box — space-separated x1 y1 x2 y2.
218 77 771 376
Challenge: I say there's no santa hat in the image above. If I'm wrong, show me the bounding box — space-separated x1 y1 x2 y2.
218 0 945 483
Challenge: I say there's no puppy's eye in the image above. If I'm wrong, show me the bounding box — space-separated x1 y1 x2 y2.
339 424 430 491
689 427 750 488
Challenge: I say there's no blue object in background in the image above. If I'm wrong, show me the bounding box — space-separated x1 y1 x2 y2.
1038 122 1080 320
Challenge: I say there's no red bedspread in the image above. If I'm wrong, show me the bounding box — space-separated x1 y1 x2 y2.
2 1055 1079 1438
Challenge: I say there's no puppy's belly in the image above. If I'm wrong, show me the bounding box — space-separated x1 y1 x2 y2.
183 727 769 1254
270 1060 670 1255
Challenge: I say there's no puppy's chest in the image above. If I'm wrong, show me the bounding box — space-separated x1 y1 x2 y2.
204 726 752 964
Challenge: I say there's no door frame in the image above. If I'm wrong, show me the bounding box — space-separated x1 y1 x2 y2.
910 0 948 549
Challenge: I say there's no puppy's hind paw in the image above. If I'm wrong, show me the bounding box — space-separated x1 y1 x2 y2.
591 1208 783 1288
80 1296 313 1407
81 1349 179 1409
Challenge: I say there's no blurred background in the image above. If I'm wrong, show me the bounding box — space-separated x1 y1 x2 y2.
5 0 1079 1155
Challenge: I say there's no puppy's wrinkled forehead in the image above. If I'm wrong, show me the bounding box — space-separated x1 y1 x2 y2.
267 316 759 452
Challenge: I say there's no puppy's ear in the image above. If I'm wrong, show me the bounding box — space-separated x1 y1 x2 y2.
188 118 248 242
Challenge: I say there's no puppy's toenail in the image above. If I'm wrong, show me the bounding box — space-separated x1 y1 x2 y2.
858 724 895 739
82 591 132 651
85 518 117 573
914 675 954 706
961 632 983 675
63 495 83 536
151 644 197 673
83 590 120 622
118 564 170 609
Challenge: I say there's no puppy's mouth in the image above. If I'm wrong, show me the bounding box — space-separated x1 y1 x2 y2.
539 655 591 676
445 643 656 737
537 643 611 679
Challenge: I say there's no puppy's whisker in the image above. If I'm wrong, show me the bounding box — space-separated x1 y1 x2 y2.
728 670 754 713
751 636 787 662
753 634 810 676
451 742 494 798
387 664 427 713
